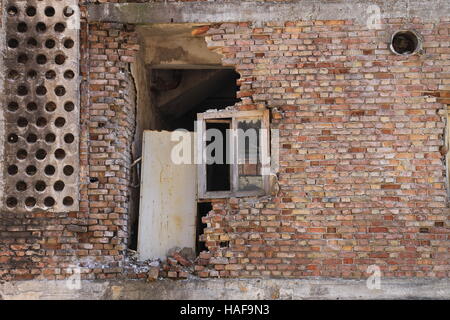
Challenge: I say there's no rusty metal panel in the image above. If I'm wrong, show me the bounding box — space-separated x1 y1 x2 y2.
2 1 80 212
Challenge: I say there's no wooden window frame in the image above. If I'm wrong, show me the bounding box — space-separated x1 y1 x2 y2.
197 109 270 199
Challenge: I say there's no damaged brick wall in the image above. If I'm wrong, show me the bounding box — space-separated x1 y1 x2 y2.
1 0 450 281
197 19 450 278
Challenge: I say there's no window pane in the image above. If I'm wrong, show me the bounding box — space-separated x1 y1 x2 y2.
237 118 263 192
206 120 231 192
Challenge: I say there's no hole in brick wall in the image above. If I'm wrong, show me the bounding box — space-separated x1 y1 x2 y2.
45 39 56 49
36 86 47 96
64 70 75 80
220 241 230 248
7 197 18 208
8 6 18 16
54 180 65 192
36 22 47 33
55 149 66 160
64 101 74 112
45 7 55 17
45 133 56 143
63 196 74 206
27 133 38 143
36 54 47 65
37 117 48 127
90 177 99 183
45 165 56 176
27 70 38 80
8 38 19 48
8 70 20 80
55 54 66 65
64 165 74 176
18 53 28 64
17 117 28 128
26 165 37 176
64 134 74 144
35 181 47 192
16 181 27 192
63 38 74 49
27 102 38 112
44 197 55 207
17 149 28 160
17 85 28 96
8 165 18 176
36 149 47 160
8 102 19 112
26 6 36 17
46 70 56 80
8 133 19 143
54 23 66 33
27 38 38 47
55 117 66 127
55 86 66 96
25 197 37 208
17 22 28 33
63 7 74 17
390 30 422 55
45 102 57 112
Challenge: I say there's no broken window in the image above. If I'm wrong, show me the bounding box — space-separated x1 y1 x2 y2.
197 109 270 199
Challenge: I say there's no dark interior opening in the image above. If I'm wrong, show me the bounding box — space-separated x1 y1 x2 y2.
391 31 420 55
206 121 231 192
128 67 241 250
196 202 212 254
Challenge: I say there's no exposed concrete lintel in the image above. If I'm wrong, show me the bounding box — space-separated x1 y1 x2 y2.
87 0 450 25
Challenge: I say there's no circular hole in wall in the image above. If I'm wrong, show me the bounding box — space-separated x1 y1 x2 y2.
8 6 19 16
26 6 37 17
36 86 47 96
55 54 66 65
54 23 66 33
8 38 19 48
64 133 75 144
26 165 37 176
25 197 37 208
35 181 47 192
36 149 47 160
17 149 28 160
55 117 66 127
36 22 47 33
64 70 75 80
17 117 28 128
55 149 66 160
8 133 18 143
8 102 19 112
63 165 74 176
45 133 56 143
44 197 55 207
27 133 38 143
64 39 74 49
64 102 75 112
8 70 20 80
63 7 75 17
45 7 56 17
27 38 38 47
27 70 38 80
7 197 18 208
45 70 56 80
45 102 57 112
390 30 422 55
45 165 56 176
8 165 19 176
17 85 28 96
17 22 28 33
37 117 48 127
18 53 28 64
54 181 65 192
45 39 56 49
63 197 74 206
27 102 38 112
36 54 47 65
16 181 27 192
55 86 66 96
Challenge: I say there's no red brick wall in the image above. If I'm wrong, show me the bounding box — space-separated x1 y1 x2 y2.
197 19 450 278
